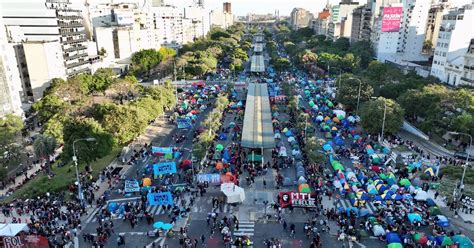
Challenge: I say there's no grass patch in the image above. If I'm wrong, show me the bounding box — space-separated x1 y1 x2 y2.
3 146 121 201
440 166 474 184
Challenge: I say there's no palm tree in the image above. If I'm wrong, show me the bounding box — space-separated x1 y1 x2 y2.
33 134 57 169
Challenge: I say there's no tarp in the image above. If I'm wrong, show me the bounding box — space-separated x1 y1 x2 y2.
220 183 245 203
0 223 29 237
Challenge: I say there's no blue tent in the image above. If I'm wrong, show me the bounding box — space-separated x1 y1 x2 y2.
386 232 402 244
223 149 231 161
426 198 436 207
407 213 422 223
367 148 375 155
174 151 181 159
108 202 118 212
323 144 333 151
334 137 345 146
218 133 227 140
285 130 294 137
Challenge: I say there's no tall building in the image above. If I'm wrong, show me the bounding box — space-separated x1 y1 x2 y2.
431 4 474 86
209 9 233 29
151 5 185 49
290 8 313 30
373 3 404 62
366 0 402 44
0 19 23 117
327 1 362 41
460 39 474 86
313 7 331 36
424 1 450 54
223 2 231 14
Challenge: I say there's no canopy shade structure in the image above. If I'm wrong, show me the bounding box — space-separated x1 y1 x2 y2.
250 55 265 72
254 34 264 43
0 223 29 237
254 43 263 53
220 183 245 203
241 83 275 149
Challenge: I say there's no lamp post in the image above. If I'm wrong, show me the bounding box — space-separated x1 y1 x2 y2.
350 77 363 114
448 131 472 200
72 137 96 206
381 99 387 142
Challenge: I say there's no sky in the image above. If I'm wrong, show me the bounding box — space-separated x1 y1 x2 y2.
169 0 474 16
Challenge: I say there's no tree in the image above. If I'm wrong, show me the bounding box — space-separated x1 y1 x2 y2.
232 47 248 61
273 57 291 72
360 98 404 135
106 78 139 103
32 134 57 169
304 137 325 165
101 104 148 144
63 117 115 163
0 114 24 145
42 114 68 144
130 49 163 76
333 38 350 52
336 75 373 110
297 49 318 68
98 47 107 56
158 47 177 59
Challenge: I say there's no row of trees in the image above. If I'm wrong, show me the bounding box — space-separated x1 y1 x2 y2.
31 69 176 165
193 93 230 161
176 24 247 79
129 47 176 77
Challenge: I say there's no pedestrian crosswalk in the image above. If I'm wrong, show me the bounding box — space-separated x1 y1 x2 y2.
233 221 255 237
85 196 237 224
335 199 378 214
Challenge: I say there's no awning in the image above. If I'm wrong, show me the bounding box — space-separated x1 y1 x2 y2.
0 223 29 237
241 83 275 148
250 55 265 72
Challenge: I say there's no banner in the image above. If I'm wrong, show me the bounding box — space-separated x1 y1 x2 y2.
124 180 140 193
147 191 174 206
381 7 403 32
1 235 49 248
152 147 173 154
177 117 193 129
153 162 177 176
279 192 317 208
197 173 221 185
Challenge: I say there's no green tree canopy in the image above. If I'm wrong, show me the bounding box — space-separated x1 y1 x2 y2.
336 75 373 110
360 97 404 135
273 57 291 72
32 134 57 165
130 49 164 76
0 114 24 147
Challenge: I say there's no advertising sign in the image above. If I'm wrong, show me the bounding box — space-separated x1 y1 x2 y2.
124 180 140 193
196 173 221 185
1 235 49 248
147 191 174 206
153 162 177 176
152 147 173 154
381 7 403 32
115 12 134 26
279 192 317 208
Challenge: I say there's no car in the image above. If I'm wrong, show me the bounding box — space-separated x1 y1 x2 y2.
454 151 474 161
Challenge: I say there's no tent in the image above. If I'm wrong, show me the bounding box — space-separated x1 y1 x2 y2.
143 178 152 186
220 183 245 203
399 178 412 187
218 133 227 140
415 190 429 201
429 206 442 216
452 235 473 248
372 225 385 236
216 144 224 151
298 184 311 193
407 213 422 223
387 243 403 248
387 232 402 244
0 223 29 237
436 215 449 227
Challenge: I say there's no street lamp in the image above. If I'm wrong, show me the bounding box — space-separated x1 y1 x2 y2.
349 77 363 114
381 99 387 142
72 137 96 206
448 131 472 193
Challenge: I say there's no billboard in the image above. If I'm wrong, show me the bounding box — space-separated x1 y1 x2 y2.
115 12 134 26
279 192 317 208
381 7 403 32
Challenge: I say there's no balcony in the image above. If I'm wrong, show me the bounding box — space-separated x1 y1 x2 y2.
62 37 86 45
460 77 474 84
63 45 87 53
58 22 83 28
65 60 89 69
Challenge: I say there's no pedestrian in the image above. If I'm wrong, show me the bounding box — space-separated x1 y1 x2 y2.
201 234 206 244
263 179 267 189
283 221 287 230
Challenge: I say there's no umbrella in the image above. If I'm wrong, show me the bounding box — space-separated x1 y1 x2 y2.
418 236 428 245
162 223 174 230
399 178 411 186
452 235 473 248
153 221 164 229
331 127 338 131
215 144 224 151
229 122 236 128
182 159 191 167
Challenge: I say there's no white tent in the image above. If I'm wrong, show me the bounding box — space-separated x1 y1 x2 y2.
0 223 29 237
220 183 245 204
333 110 346 119
415 190 429 201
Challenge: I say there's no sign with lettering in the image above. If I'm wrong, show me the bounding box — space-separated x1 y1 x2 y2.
381 7 403 32
279 192 317 208
152 147 173 154
147 192 174 206
153 162 177 176
196 173 221 185
124 180 140 193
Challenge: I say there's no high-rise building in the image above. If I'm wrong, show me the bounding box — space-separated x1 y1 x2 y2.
223 2 231 14
290 8 313 30
209 9 234 29
366 0 402 44
151 5 185 49
431 4 474 86
327 1 363 41
313 7 331 36
424 1 450 54
0 19 23 117
1 0 90 77
460 39 474 86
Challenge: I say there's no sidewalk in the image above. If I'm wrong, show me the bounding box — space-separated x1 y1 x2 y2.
398 130 454 158
0 163 43 197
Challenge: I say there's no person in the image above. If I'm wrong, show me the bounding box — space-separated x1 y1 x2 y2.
201 234 206 244
283 221 287 230
263 179 267 189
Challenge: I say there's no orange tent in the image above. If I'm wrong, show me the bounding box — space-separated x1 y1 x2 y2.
332 117 340 123
143 178 152 186
298 184 311 193
225 172 233 176
216 162 224 170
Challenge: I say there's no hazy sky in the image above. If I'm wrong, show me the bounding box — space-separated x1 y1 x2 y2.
168 0 474 16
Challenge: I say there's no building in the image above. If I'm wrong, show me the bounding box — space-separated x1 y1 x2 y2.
431 4 474 86
312 7 331 36
351 6 365 43
290 8 313 30
151 5 185 49
327 1 362 41
424 1 450 54
366 0 402 43
223 2 231 14
183 5 210 39
1 0 90 77
373 3 404 62
209 9 233 29
0 19 23 117
460 39 474 86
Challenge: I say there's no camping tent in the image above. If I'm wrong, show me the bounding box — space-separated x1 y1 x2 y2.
220 183 245 204
0 223 29 237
